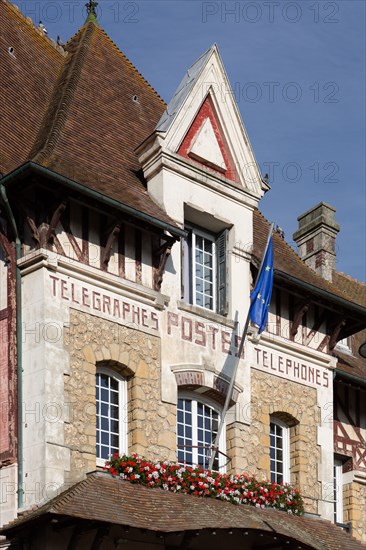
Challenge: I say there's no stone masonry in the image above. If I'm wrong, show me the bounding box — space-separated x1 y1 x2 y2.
63 309 176 484
227 369 321 514
343 481 366 542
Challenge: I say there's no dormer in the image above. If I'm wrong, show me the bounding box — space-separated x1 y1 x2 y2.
136 44 269 225
136 45 268 319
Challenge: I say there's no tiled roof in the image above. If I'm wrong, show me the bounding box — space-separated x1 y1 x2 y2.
333 330 366 381
28 20 176 225
333 272 366 308
2 473 365 549
253 210 366 311
254 210 366 380
0 0 64 175
1 1 176 228
1 0 365 306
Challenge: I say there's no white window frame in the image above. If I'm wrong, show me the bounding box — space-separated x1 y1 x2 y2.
96 367 127 467
177 391 226 472
270 418 290 484
183 226 217 312
334 459 344 524
335 337 351 353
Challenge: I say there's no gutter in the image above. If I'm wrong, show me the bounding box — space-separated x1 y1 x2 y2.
0 184 23 510
335 368 366 388
274 270 366 318
0 162 187 239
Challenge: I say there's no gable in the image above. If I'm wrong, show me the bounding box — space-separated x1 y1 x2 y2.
177 95 238 183
155 45 265 197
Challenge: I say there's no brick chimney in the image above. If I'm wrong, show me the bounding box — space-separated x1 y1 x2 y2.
293 202 340 282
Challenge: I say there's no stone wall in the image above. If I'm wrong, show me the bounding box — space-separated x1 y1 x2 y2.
63 309 176 484
343 481 366 542
63 310 324 517
227 369 321 514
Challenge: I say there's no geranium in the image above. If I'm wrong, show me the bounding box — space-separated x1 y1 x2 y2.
104 454 305 515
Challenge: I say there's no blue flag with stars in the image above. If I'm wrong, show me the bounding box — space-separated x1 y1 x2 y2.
249 237 274 334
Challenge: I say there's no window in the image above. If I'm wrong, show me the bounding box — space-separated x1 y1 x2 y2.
96 368 127 465
335 337 351 353
270 419 290 483
334 459 343 523
182 226 228 315
177 393 226 471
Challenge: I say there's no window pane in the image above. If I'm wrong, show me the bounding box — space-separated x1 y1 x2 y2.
100 388 109 403
177 397 222 471
101 417 109 432
96 372 124 461
110 390 119 405
270 421 288 483
99 374 109 388
204 252 212 268
100 446 110 459
204 240 212 253
204 296 213 309
111 419 119 433
191 230 216 312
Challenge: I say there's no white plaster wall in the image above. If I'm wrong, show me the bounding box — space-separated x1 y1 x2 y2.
146 162 254 426
21 265 70 509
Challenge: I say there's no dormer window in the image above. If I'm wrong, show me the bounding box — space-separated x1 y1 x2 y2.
182 225 228 315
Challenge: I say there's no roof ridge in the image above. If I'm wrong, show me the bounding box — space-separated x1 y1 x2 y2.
3 0 66 57
254 209 359 301
29 22 96 164
94 25 166 108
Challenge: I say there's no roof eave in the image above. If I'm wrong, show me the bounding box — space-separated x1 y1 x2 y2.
0 162 186 239
274 270 366 319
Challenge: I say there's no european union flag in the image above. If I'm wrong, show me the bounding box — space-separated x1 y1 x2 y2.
249 237 274 334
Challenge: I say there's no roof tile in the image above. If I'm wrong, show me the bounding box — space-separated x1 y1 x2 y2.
2 474 365 549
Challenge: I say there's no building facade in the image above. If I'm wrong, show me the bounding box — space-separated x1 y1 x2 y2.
0 0 365 547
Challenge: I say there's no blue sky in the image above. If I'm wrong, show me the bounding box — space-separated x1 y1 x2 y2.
18 0 365 281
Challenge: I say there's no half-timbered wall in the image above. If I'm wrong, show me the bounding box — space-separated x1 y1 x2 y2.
22 200 154 289
334 380 366 472
267 288 330 353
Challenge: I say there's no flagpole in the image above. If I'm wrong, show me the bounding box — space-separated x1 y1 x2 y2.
208 222 274 472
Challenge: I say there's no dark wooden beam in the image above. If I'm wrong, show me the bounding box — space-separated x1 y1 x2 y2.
46 200 67 245
101 223 121 270
90 525 110 550
25 214 40 246
329 319 346 350
290 302 309 338
152 236 175 291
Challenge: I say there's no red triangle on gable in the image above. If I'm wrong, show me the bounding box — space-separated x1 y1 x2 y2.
177 95 238 184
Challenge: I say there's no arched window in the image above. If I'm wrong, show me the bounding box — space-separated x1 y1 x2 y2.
270 418 290 483
96 367 127 466
177 392 226 471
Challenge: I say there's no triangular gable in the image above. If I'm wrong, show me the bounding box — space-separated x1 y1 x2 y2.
155 45 265 197
178 95 238 182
